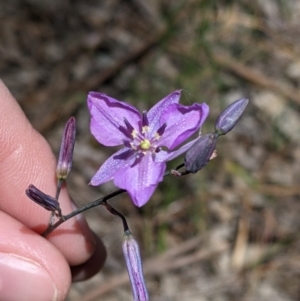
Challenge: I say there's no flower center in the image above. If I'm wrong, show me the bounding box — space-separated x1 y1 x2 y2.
140 139 151 150
120 113 167 159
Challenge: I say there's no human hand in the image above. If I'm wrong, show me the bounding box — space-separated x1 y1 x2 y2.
0 80 106 301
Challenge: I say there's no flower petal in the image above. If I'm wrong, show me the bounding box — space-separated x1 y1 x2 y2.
147 90 181 132
159 102 209 150
131 185 158 207
88 92 141 146
114 155 166 206
89 147 135 186
155 138 200 162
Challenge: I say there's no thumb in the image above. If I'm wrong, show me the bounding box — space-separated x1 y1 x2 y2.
0 211 70 301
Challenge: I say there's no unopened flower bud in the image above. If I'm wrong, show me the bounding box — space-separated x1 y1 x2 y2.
56 117 76 180
214 98 249 136
26 184 60 211
123 230 149 301
184 133 217 173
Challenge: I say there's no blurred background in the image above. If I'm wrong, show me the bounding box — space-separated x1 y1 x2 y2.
2 0 300 300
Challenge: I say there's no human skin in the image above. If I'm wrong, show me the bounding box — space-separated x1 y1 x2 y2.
0 80 106 301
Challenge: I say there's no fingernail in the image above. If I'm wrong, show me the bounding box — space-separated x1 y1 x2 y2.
0 253 58 301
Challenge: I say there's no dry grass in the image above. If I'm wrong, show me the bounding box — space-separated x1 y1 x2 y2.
2 0 300 300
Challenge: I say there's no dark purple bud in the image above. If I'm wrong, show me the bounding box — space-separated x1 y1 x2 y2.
214 98 249 136
184 133 217 173
56 117 76 180
123 230 149 301
26 184 60 211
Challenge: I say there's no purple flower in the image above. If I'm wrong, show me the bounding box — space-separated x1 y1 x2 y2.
88 90 209 206
123 230 149 301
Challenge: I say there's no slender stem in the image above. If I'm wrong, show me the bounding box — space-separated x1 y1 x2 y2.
175 163 185 170
42 161 190 237
42 188 125 237
164 162 190 177
102 202 129 232
55 179 63 200
49 179 64 224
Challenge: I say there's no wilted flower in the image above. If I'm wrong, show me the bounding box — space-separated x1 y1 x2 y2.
56 117 76 180
123 230 149 301
184 133 217 173
214 98 249 136
26 184 60 212
88 90 209 206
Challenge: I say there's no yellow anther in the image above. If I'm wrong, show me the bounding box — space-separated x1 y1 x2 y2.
154 132 161 140
142 125 149 134
132 129 138 139
140 139 151 150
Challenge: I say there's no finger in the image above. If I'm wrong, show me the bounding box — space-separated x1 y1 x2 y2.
0 80 102 266
0 210 71 301
71 232 107 282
